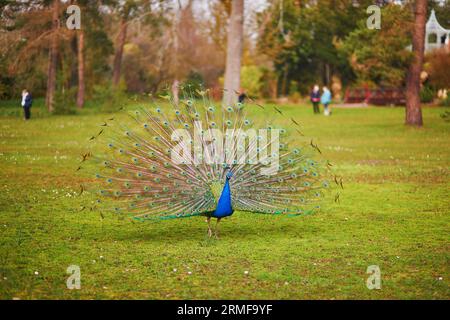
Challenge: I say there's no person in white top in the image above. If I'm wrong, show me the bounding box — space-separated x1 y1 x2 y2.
21 89 32 120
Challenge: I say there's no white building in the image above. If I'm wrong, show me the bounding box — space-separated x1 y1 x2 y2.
425 9 450 53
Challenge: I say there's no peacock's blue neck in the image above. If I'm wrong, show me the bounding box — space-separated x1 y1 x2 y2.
212 178 234 218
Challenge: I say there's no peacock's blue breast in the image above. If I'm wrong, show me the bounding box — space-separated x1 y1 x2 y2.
211 178 234 218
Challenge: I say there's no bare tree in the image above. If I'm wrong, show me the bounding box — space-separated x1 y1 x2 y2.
171 0 183 105
112 1 158 87
113 17 128 87
45 0 60 112
405 0 427 126
76 30 85 108
223 0 244 106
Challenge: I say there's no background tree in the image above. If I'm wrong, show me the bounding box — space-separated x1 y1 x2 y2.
338 4 413 87
405 0 428 127
223 0 244 105
0 0 447 115
112 1 134 87
45 0 60 112
0 1 51 99
425 49 450 89
76 28 84 108
257 0 373 95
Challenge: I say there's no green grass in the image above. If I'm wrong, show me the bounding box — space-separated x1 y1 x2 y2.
0 101 449 299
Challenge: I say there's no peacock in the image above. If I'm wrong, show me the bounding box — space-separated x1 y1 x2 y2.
82 88 337 238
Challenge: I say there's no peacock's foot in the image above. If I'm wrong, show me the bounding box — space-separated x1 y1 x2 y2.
214 218 221 239
206 217 212 237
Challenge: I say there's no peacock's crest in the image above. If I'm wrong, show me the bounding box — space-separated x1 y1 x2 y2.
81 88 338 235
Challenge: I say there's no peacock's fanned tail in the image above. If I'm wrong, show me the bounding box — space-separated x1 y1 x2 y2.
84 88 335 221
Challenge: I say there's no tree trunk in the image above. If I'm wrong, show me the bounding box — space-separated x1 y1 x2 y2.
76 30 85 108
281 62 288 96
45 0 59 112
271 79 278 100
171 2 180 105
223 0 244 106
112 18 128 87
69 34 78 88
405 0 427 127
172 79 179 106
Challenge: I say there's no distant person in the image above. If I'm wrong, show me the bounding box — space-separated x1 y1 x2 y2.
321 86 332 116
21 89 33 120
310 85 320 114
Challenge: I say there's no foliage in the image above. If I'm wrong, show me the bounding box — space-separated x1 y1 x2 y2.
0 82 9 100
121 43 154 93
289 91 302 103
288 81 301 102
338 4 413 87
240 65 264 98
182 71 205 96
0 0 448 106
429 0 450 29
257 0 374 95
93 81 128 113
53 87 77 115
440 95 450 107
424 49 450 89
420 85 435 103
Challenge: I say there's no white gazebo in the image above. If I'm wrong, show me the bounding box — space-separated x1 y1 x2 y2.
425 9 450 53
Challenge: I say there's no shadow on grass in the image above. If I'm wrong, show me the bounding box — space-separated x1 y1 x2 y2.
111 216 323 243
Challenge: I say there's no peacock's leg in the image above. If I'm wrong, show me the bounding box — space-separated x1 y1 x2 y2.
206 217 212 237
214 218 221 239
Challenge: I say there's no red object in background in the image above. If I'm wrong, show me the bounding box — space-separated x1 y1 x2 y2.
344 87 406 106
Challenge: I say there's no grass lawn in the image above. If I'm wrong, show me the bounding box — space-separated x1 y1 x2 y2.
0 100 449 299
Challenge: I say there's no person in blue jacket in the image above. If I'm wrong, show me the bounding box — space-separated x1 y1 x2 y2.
21 89 33 120
321 86 332 116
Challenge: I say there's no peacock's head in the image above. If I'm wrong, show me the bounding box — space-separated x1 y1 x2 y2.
226 169 233 180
